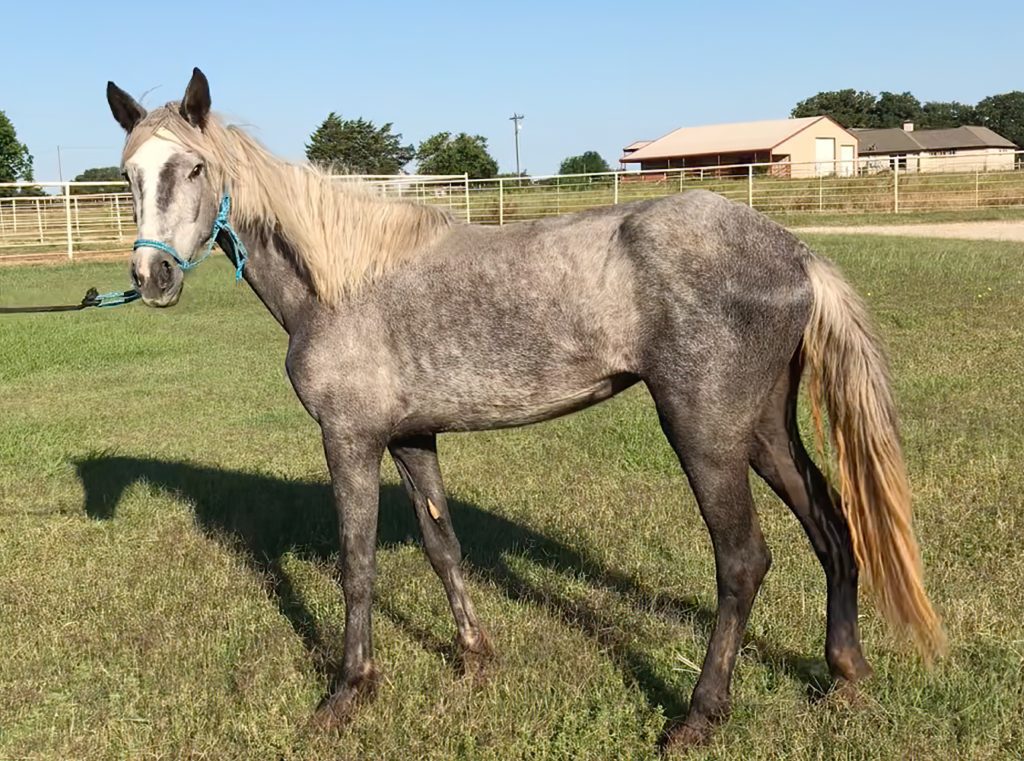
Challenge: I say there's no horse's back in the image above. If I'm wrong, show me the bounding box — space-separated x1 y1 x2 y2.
294 190 814 435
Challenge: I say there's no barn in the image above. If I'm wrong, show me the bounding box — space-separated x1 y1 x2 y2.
620 116 859 178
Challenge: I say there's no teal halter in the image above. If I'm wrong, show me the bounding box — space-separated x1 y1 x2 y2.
133 194 248 281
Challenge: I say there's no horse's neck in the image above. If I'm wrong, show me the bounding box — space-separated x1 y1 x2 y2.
233 220 316 333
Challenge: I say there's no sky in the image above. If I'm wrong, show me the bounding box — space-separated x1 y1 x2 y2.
3 0 1023 183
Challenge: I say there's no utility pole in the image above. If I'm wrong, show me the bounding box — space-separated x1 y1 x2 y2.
509 113 524 178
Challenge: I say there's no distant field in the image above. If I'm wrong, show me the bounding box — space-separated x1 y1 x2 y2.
1 235 1022 759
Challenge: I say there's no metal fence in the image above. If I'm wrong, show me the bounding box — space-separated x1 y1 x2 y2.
2 151 1022 263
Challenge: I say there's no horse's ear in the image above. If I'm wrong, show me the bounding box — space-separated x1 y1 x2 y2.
106 81 146 133
180 67 211 130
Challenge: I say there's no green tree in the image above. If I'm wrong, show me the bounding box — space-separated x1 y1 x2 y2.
0 109 34 197
305 112 415 175
975 91 1024 148
416 132 498 178
72 166 124 195
918 101 977 129
870 91 922 128
791 89 877 127
559 151 611 175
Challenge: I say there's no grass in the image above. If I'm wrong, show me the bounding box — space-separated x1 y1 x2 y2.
1 236 1023 759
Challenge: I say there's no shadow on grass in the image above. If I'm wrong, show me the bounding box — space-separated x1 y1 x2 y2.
75 455 828 720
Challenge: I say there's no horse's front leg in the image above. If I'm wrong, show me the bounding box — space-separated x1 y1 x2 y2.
312 425 385 730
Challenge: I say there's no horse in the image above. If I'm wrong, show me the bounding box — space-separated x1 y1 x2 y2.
105 68 945 751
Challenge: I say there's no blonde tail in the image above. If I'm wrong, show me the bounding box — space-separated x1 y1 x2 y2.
802 255 946 660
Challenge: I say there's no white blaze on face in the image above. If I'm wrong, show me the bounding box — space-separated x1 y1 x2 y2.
126 132 181 238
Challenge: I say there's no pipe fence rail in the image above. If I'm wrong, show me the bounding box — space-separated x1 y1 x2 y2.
2 151 1022 262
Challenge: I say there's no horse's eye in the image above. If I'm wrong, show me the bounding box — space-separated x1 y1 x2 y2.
189 163 204 179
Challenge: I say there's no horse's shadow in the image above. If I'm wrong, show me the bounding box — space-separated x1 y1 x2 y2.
74 455 828 720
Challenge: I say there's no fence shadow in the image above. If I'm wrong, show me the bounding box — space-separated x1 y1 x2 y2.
74 454 828 720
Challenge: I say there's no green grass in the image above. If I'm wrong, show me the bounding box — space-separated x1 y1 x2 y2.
1 239 1023 759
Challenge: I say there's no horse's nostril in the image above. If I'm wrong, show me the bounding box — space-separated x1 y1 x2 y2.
131 264 143 287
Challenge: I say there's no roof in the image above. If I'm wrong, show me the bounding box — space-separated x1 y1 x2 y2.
849 127 920 154
853 125 1017 154
620 116 834 162
622 140 652 153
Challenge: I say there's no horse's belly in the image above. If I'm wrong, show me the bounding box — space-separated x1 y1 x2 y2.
397 371 639 435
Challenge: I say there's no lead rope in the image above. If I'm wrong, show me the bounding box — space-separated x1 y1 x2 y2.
0 287 140 314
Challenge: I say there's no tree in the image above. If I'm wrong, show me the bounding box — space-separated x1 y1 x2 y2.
72 166 125 195
0 109 34 197
870 91 921 128
416 132 498 178
918 101 977 129
791 89 877 127
559 151 611 175
305 112 415 175
975 91 1024 148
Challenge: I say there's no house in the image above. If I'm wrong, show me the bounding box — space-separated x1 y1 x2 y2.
853 123 1017 173
619 116 859 178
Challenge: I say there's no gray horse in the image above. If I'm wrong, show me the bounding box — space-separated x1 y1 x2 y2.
106 68 944 750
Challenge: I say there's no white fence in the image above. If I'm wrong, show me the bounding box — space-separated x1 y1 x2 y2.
2 151 1022 262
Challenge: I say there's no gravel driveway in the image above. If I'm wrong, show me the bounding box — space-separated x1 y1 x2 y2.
793 220 1024 242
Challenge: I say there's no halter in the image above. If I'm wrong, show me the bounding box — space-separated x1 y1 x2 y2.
133 194 249 281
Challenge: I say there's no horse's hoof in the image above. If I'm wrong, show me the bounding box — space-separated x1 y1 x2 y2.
310 670 378 731
458 629 495 683
828 647 873 683
662 720 715 754
828 677 869 709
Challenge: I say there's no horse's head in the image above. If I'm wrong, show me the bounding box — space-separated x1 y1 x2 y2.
106 68 219 307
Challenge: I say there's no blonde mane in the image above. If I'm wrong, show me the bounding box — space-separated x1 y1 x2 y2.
122 105 454 303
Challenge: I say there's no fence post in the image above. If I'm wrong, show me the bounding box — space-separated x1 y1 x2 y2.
463 174 470 223
11 197 16 232
64 183 74 259
114 195 124 240
893 163 899 214
747 165 753 207
818 174 823 212
975 169 980 208
613 172 619 205
36 198 43 242
498 177 504 225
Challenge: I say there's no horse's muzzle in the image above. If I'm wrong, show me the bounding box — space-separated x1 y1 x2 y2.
131 249 184 307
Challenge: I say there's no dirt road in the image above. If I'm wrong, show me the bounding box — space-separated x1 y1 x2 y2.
793 220 1024 242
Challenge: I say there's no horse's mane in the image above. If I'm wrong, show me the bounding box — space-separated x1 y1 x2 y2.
122 105 454 303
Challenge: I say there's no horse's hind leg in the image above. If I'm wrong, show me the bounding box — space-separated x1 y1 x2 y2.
390 435 492 670
648 384 772 749
750 354 872 684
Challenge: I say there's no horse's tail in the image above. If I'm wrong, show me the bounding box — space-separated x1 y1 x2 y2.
802 254 946 660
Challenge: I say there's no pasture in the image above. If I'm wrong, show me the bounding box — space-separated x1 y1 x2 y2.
0 233 1022 759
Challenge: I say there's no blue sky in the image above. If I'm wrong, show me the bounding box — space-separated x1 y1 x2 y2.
4 0 1022 181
